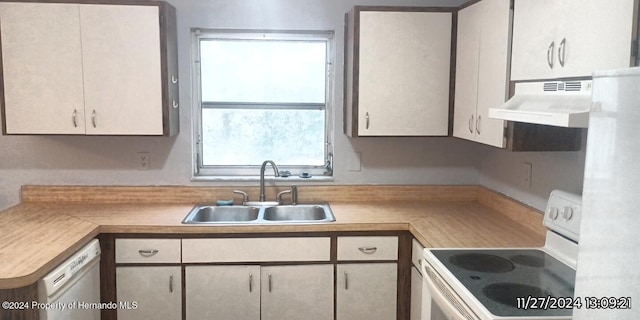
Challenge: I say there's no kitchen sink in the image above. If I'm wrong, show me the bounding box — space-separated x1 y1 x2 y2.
184 206 260 223
182 204 335 224
263 205 329 221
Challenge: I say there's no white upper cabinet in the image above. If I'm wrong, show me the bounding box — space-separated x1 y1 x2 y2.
80 5 163 135
344 7 452 136
453 0 510 148
0 3 86 134
511 0 637 81
0 2 179 135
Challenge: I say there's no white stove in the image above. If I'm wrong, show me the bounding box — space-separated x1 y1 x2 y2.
421 190 582 320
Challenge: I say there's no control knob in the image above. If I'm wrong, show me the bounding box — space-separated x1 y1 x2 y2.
562 206 573 220
547 207 559 220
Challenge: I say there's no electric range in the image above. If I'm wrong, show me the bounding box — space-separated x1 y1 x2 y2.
421 190 581 320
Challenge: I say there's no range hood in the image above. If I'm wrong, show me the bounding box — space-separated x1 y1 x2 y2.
488 80 592 128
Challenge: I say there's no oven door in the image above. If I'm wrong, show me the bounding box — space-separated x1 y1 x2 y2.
421 259 480 320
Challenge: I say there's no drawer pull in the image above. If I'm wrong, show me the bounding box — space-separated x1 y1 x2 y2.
138 249 159 257
358 247 378 254
169 274 174 293
268 273 272 293
249 273 253 293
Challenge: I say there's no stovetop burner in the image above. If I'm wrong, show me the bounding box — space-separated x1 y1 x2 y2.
510 251 547 268
430 249 575 317
449 253 515 273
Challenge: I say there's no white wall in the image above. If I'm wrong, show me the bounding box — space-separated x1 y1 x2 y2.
477 134 587 210
0 0 491 211
0 0 587 212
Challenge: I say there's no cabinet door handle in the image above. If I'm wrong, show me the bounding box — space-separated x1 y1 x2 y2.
358 247 378 254
476 115 481 135
171 75 178 84
268 273 272 293
468 115 474 134
365 112 370 130
169 274 174 293
138 249 159 257
72 109 78 128
547 41 555 69
344 271 349 290
558 38 566 67
249 273 253 293
91 110 97 128
172 100 179 109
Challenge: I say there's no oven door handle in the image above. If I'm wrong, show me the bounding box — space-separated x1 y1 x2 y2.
421 259 480 320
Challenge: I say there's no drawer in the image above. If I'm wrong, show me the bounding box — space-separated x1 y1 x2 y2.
116 238 181 263
411 238 425 270
182 237 330 263
337 236 398 261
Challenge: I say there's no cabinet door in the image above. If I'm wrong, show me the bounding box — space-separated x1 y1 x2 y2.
80 5 163 135
185 265 260 320
475 0 509 148
452 2 481 141
510 0 558 81
357 11 451 136
410 266 423 320
337 263 398 320
0 3 86 134
116 266 181 320
261 265 333 320
555 0 636 78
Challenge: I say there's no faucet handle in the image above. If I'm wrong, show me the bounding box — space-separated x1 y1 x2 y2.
276 189 292 205
233 190 249 205
276 185 298 205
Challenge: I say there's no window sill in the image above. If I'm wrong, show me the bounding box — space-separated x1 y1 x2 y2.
191 175 334 183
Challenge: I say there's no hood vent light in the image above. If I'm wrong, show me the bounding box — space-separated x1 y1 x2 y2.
488 80 592 128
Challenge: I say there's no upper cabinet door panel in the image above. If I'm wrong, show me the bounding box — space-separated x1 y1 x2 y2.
357 11 451 136
475 0 510 147
452 3 480 141
80 5 163 135
510 0 558 81
0 3 85 134
557 0 636 78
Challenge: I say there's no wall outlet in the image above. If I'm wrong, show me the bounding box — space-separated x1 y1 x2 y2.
137 152 150 170
521 162 532 188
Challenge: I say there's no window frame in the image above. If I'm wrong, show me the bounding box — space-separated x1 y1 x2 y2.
191 29 335 180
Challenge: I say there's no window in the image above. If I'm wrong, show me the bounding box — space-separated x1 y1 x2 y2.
193 30 334 178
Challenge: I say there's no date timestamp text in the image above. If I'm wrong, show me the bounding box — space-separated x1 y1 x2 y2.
516 296 631 310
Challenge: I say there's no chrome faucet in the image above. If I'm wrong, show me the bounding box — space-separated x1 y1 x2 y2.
259 160 280 202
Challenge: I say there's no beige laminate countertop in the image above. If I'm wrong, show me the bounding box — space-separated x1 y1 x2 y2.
0 190 546 289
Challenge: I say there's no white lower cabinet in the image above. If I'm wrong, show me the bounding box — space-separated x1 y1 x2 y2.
410 239 425 320
116 266 181 320
185 265 260 320
410 266 423 320
336 263 397 320
185 264 333 320
261 265 334 320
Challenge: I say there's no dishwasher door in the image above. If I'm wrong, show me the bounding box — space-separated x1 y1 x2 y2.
38 239 101 320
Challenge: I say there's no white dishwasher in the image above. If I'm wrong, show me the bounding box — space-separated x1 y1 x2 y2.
38 239 101 320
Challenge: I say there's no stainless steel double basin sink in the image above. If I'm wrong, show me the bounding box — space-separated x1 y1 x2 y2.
182 203 335 224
